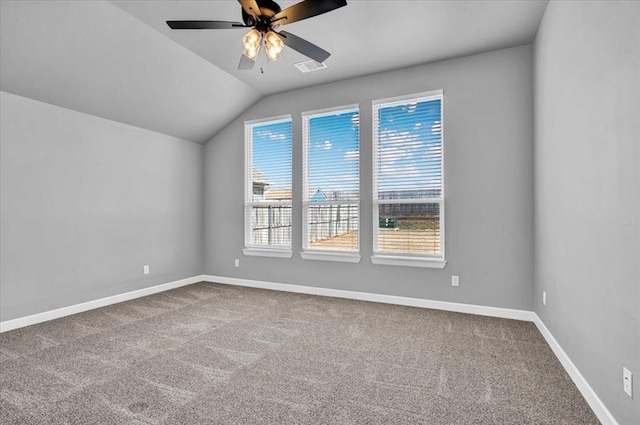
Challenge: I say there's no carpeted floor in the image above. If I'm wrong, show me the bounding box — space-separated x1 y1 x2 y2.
0 282 599 424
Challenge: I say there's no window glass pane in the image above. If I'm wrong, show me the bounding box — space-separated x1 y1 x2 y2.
377 203 441 255
247 118 292 248
304 107 359 253
377 98 442 199
250 205 292 246
307 203 358 251
373 93 443 258
252 120 292 203
308 110 359 202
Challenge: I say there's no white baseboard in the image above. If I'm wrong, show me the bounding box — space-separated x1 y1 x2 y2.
202 275 535 321
0 275 206 333
532 314 619 425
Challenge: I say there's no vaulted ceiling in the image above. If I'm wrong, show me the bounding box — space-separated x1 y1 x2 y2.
0 0 548 144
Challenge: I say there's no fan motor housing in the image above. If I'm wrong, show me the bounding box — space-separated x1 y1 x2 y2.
242 0 282 29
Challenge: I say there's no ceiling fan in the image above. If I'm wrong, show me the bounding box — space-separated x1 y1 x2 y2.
167 0 347 70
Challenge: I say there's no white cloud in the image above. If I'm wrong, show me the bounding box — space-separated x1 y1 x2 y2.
256 130 287 140
379 146 412 167
327 176 359 182
378 130 426 166
423 145 442 159
431 121 442 135
379 130 420 146
323 140 332 150
344 150 359 161
269 133 287 140
380 164 421 176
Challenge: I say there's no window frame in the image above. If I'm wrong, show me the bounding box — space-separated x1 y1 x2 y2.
243 115 293 259
371 90 446 268
301 104 361 263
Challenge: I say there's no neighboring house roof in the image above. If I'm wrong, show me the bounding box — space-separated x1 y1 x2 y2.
264 188 320 201
252 168 271 186
264 189 292 200
310 189 327 202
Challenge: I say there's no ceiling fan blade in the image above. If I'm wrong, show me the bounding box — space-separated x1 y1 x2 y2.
277 31 330 63
238 0 261 18
167 21 247 30
272 0 347 26
238 54 256 70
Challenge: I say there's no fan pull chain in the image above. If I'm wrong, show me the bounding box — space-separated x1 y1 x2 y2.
259 48 265 74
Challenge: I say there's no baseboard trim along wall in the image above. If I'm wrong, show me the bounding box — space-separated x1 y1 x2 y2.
0 274 618 425
0 275 204 333
532 315 620 425
203 275 535 321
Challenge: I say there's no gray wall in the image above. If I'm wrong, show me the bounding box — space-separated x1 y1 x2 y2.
534 2 640 424
0 92 204 322
205 45 535 311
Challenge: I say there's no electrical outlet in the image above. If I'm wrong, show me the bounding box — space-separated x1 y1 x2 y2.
623 367 633 398
234 259 240 268
143 265 149 275
543 291 547 306
451 276 459 287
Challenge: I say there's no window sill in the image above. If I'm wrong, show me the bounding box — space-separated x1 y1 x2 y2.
243 248 293 259
370 255 447 269
300 251 361 263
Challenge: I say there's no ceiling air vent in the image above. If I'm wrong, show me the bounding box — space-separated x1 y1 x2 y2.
295 60 327 73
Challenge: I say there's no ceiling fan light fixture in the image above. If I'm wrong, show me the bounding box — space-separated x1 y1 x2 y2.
242 28 262 50
167 0 348 70
265 48 281 62
243 46 260 60
242 28 262 60
264 31 284 62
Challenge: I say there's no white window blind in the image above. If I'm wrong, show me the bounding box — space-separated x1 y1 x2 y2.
302 105 360 254
244 116 292 251
372 91 444 261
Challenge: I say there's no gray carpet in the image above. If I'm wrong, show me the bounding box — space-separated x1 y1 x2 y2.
0 282 599 424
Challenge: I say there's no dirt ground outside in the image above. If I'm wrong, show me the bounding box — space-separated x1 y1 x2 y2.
310 229 440 254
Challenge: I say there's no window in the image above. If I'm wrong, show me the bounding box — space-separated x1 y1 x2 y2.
372 90 445 268
301 105 360 262
244 115 293 258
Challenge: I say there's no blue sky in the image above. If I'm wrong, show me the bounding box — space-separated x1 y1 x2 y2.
377 98 442 194
307 109 359 195
252 99 441 194
252 120 292 190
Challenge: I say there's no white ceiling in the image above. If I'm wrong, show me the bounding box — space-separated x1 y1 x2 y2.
1 0 548 144
111 0 548 95
0 0 260 143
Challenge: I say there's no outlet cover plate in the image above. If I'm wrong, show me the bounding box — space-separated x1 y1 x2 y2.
623 367 633 398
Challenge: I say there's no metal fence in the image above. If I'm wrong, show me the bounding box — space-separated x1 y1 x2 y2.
250 203 359 245
251 205 292 246
250 194 440 246
308 203 358 243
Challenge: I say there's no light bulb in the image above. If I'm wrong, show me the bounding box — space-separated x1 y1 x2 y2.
265 47 281 62
242 29 262 51
243 46 260 60
264 31 284 62
265 31 284 54
242 29 262 60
